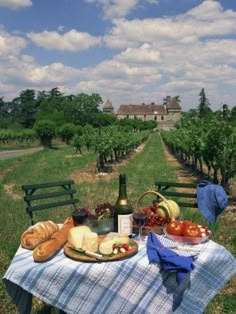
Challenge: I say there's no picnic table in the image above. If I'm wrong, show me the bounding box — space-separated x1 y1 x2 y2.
3 234 236 314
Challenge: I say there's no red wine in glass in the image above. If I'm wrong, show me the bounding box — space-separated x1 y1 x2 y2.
133 212 148 227
133 212 148 243
71 208 88 225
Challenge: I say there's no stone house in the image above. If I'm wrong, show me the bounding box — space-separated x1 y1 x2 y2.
103 96 181 129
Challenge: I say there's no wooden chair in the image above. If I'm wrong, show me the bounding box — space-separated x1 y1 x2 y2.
22 180 79 225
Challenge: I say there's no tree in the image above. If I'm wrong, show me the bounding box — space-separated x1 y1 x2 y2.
174 95 181 103
198 88 212 117
58 123 76 144
34 120 56 148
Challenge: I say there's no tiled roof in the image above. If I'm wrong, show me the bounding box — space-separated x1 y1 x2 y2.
166 97 181 110
103 99 114 109
117 104 167 115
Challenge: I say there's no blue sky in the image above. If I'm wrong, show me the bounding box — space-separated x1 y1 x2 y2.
0 0 236 111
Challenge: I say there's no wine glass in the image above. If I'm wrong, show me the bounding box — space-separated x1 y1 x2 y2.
71 207 88 226
133 211 148 244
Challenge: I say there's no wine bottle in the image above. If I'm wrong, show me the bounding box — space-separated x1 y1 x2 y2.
114 173 133 236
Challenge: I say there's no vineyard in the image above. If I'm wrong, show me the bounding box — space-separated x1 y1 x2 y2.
161 111 236 192
0 125 151 173
0 129 37 145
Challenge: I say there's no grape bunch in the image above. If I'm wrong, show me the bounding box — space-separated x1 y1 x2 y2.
140 203 170 227
94 203 114 220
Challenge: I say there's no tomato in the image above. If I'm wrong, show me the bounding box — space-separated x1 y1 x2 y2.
166 220 183 236
182 220 193 229
183 223 201 238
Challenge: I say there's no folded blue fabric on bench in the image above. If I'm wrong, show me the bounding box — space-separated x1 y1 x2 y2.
147 232 195 285
197 180 228 224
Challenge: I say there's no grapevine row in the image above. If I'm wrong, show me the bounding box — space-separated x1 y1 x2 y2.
161 114 236 191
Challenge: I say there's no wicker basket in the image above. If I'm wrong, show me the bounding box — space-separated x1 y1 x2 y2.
133 190 173 235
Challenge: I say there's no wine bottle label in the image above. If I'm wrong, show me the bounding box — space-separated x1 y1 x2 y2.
118 214 133 235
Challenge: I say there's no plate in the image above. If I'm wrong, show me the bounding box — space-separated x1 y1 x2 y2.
163 227 211 245
64 235 138 262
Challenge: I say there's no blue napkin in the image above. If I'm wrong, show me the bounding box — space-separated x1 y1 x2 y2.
147 232 195 285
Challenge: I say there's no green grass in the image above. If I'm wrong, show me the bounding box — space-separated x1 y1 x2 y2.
0 133 235 313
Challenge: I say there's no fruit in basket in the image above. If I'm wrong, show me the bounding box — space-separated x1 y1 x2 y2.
166 220 183 236
156 200 180 220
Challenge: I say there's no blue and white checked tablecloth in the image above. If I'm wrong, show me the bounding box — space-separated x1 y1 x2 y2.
3 235 236 314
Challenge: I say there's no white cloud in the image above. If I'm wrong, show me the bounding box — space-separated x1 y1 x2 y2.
116 43 161 64
0 28 27 56
0 0 32 9
104 1 236 49
83 0 159 19
1 1 236 111
27 29 102 51
0 54 81 89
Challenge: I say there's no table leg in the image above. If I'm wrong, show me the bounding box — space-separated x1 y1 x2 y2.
3 279 32 314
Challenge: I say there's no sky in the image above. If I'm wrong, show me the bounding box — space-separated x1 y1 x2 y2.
0 0 236 112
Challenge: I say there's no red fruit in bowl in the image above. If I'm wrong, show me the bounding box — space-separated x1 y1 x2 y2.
182 220 192 229
183 223 201 238
166 220 183 236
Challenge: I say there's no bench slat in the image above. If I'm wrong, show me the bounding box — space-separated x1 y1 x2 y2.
22 180 75 190
24 189 76 201
156 191 197 198
176 202 198 208
27 199 79 213
155 181 197 188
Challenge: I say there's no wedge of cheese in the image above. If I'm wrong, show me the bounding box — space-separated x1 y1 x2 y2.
68 225 92 249
104 232 128 241
82 232 98 252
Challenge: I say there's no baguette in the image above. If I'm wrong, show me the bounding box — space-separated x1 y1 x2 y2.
21 220 59 249
33 216 74 262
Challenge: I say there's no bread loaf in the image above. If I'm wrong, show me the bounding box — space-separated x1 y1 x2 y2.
21 220 59 249
33 216 74 262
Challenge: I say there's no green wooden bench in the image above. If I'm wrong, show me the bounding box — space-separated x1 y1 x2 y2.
155 181 236 208
22 180 79 225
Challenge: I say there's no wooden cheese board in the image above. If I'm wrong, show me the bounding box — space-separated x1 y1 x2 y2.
64 235 138 262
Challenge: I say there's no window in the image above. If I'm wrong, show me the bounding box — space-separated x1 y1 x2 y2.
154 116 157 121
161 115 164 120
126 115 129 118
144 115 146 121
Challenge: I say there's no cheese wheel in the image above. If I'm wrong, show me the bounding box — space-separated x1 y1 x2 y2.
82 232 98 252
68 225 92 249
99 239 114 255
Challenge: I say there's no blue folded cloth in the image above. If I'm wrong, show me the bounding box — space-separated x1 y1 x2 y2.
147 232 195 285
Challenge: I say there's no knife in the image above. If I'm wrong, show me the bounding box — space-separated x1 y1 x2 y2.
70 247 105 260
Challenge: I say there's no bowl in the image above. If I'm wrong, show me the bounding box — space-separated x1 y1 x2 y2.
163 227 211 245
86 218 114 235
